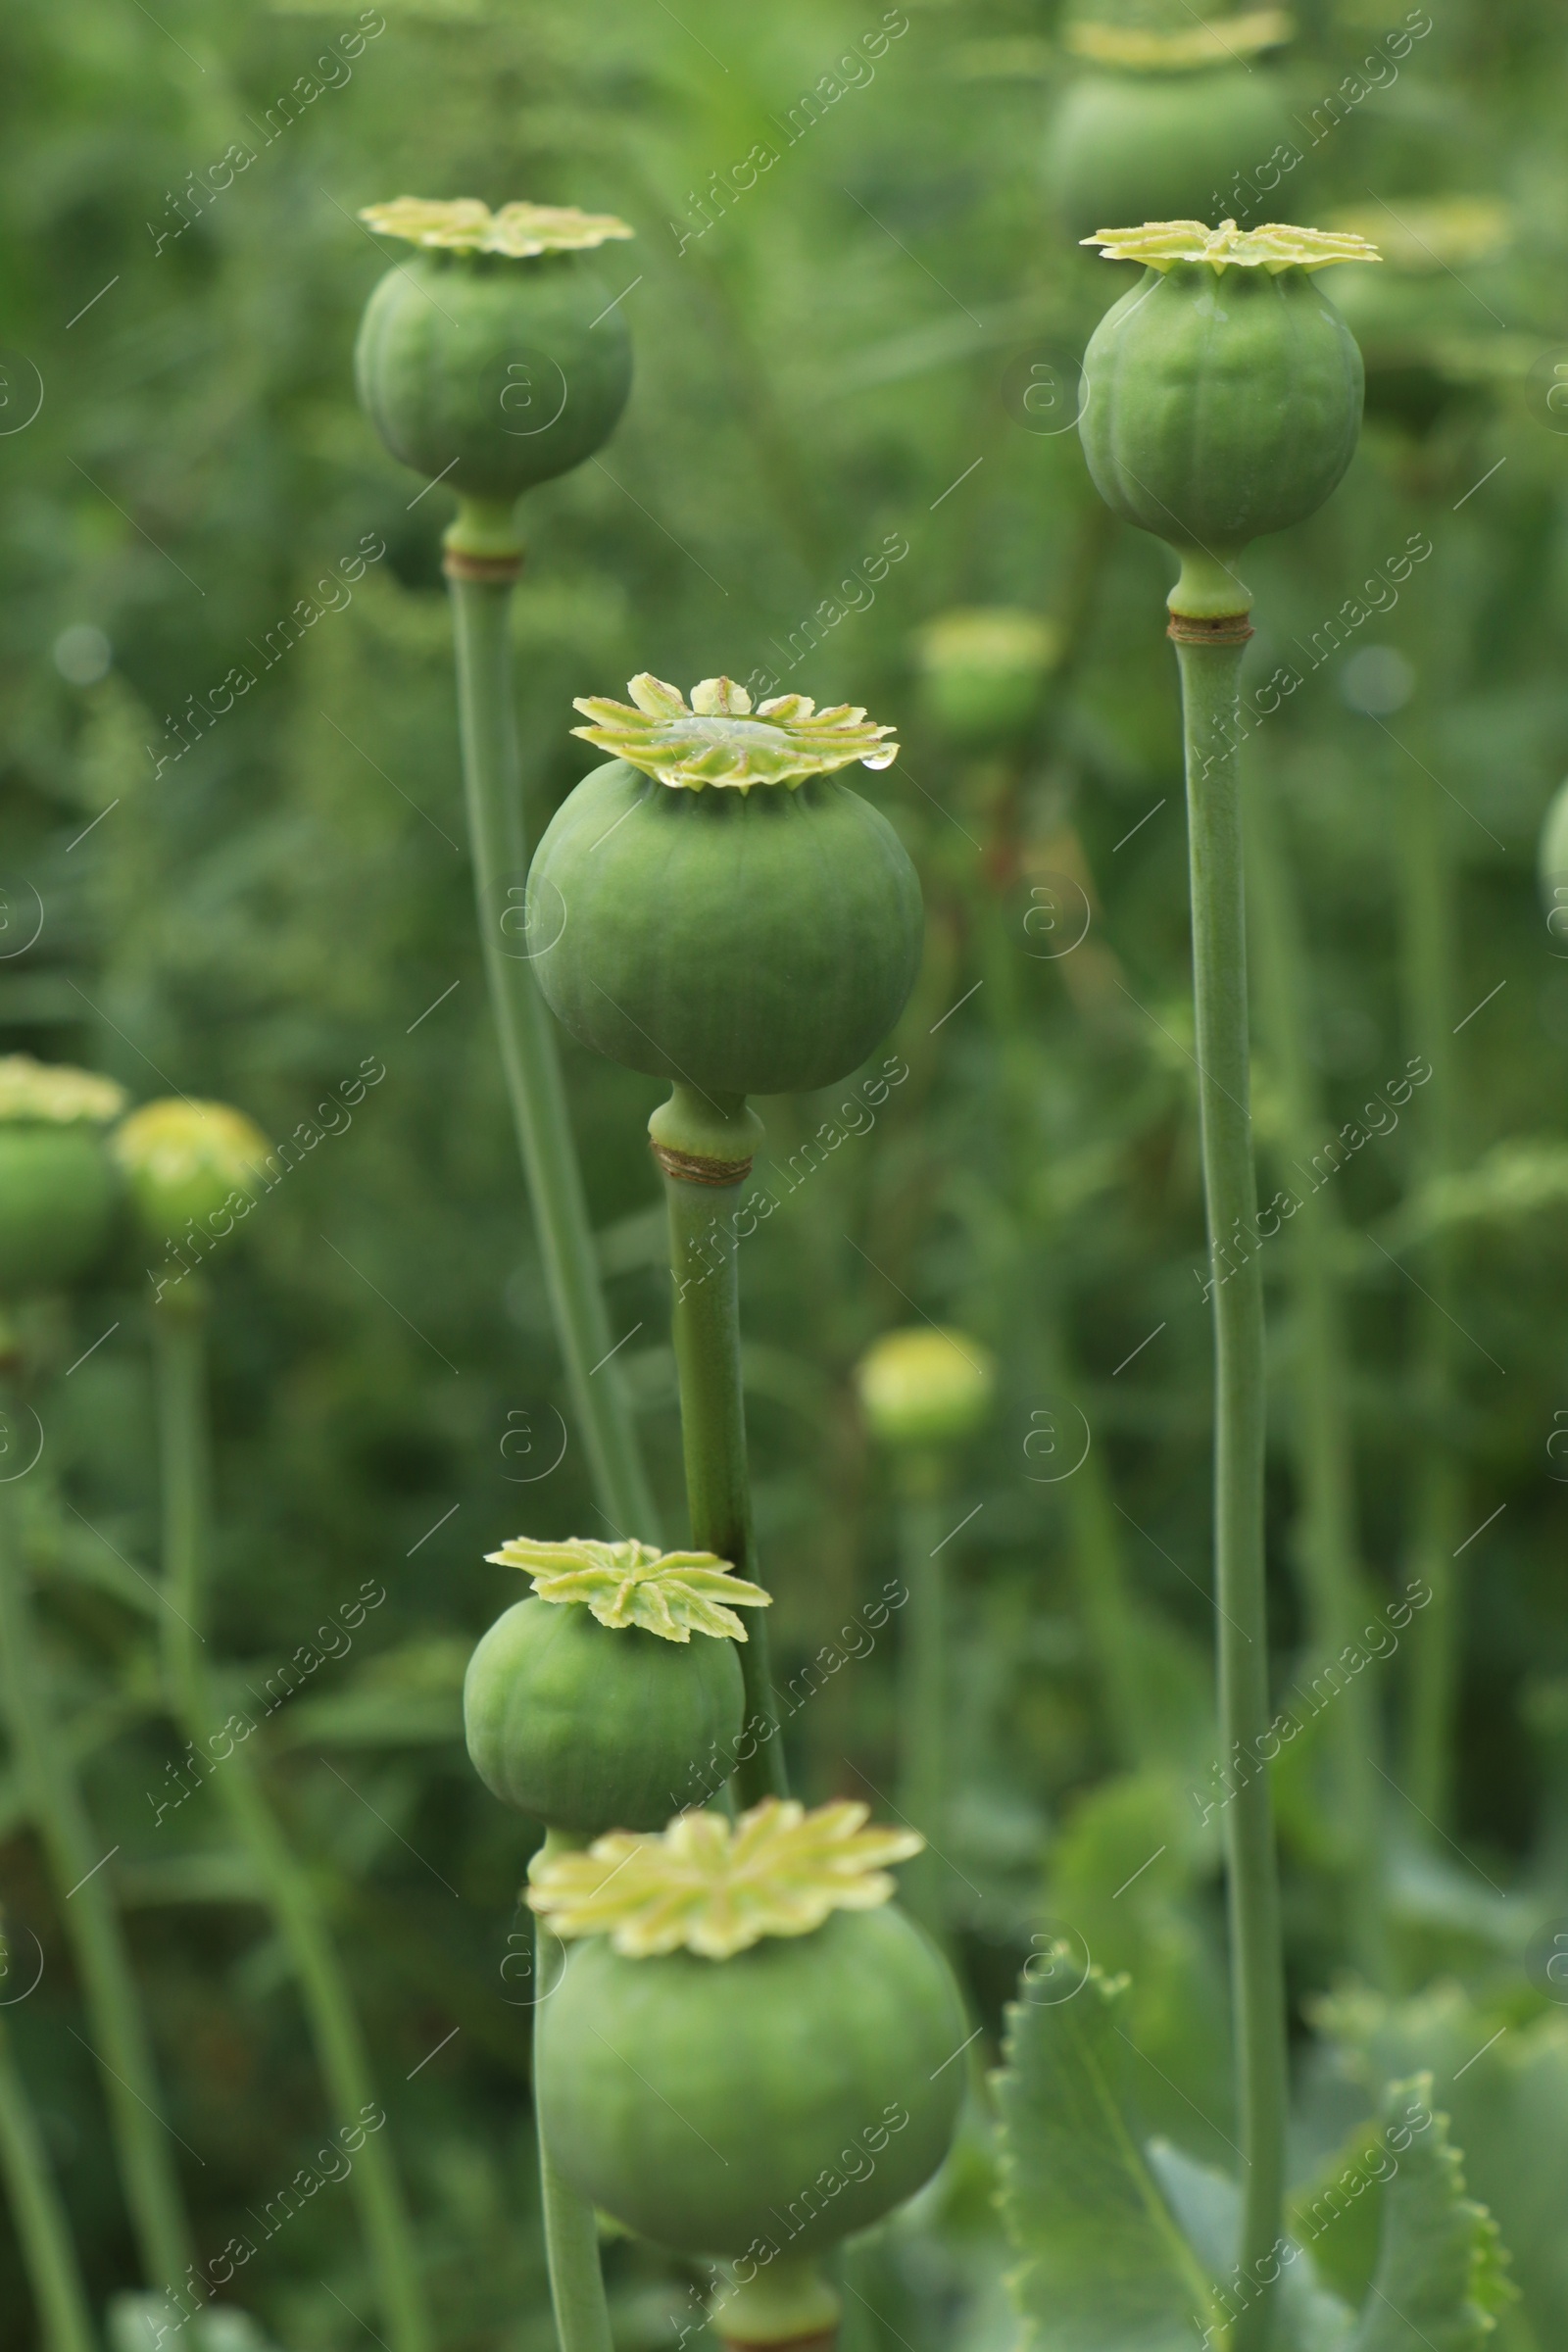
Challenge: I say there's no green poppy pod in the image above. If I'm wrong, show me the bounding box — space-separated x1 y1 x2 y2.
1078 220 1377 613
914 610 1059 754
112 1099 270 1248
531 1802 966 2261
1050 68 1298 246
0 1058 126 1298
527 677 923 1098
1324 198 1512 438
464 1538 768 1836
353 199 634 515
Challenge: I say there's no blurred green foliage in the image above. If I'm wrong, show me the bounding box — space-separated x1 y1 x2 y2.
5 0 1568 2343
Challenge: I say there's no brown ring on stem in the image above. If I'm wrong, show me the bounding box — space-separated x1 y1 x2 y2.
717 2335 838 2352
651 1141 756 1187
1167 612 1254 646
443 548 525 584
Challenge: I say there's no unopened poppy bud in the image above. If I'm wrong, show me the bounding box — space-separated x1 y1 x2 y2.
112 1099 270 1246
856 1326 996 1450
0 1056 125 1297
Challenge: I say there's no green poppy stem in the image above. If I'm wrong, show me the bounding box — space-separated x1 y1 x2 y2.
1047 1328 1149 1770
0 2007 97 2352
653 1085 786 1809
0 1396 195 2296
152 1301 431 2352
1396 758 1463 1827
531 1836 614 2352
893 1463 948 1929
446 546 658 1541
1174 631 1287 2352
1246 769 1388 1985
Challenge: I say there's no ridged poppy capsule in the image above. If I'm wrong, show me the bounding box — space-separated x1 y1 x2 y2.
527 676 923 1097
464 1537 769 1837
354 198 635 551
1078 219 1379 615
0 1057 125 1297
531 1800 966 2263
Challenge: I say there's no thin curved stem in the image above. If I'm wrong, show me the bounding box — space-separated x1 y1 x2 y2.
153 1306 430 2352
1176 635 1287 2352
0 2008 97 2352
532 1840 613 2352
1246 767 1388 1985
447 565 658 1541
0 1407 194 2297
660 1121 786 1809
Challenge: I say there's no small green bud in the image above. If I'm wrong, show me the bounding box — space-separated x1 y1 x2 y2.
353 198 635 540
0 1056 125 1298
856 1326 996 1450
914 609 1059 752
112 1099 270 1246
528 677 923 1096
1078 220 1377 614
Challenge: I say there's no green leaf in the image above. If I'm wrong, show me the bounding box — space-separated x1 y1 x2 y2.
1347 2076 1513 2351
995 1965 1224 2350
1046 1771 1232 2168
1147 2140 1353 2352
1312 1984 1564 2338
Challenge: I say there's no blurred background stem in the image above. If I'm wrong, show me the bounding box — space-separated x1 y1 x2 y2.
446 536 658 1540
0 2002 97 2352
1175 632 1287 2352
1247 768 1389 1985
0 1376 194 2296
1396 758 1464 1829
893 1459 949 1929
153 1301 431 2352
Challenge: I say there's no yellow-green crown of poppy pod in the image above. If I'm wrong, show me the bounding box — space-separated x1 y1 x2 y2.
528 1796 924 1959
486 1533 771 1642
570 673 900 793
